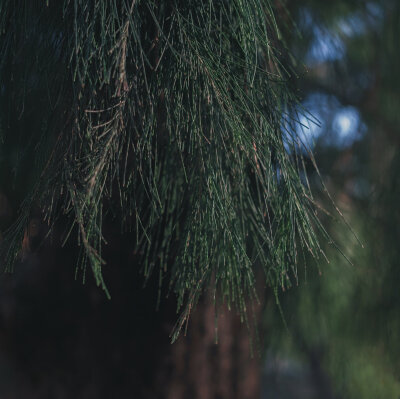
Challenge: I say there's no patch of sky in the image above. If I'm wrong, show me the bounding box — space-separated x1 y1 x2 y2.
336 2 384 38
332 107 362 146
305 27 345 66
336 14 367 37
366 2 385 23
297 8 345 66
282 93 365 153
299 4 383 67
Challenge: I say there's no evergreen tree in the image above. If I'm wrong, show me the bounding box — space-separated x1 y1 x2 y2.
0 1 332 340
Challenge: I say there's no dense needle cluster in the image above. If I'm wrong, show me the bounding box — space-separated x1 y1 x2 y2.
0 0 331 338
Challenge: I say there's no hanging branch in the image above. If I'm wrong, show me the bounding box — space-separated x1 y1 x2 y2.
0 0 336 338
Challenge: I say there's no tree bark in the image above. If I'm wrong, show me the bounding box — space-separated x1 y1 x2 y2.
0 224 263 399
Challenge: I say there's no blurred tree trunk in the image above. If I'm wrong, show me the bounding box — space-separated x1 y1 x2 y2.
165 297 262 399
0 200 264 398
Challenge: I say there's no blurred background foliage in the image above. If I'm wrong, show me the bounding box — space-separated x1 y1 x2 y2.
264 0 400 397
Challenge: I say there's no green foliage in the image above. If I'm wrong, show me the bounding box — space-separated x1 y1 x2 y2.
265 0 400 395
0 0 330 338
266 213 400 398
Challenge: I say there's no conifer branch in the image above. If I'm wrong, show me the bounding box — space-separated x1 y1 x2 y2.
0 0 336 337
